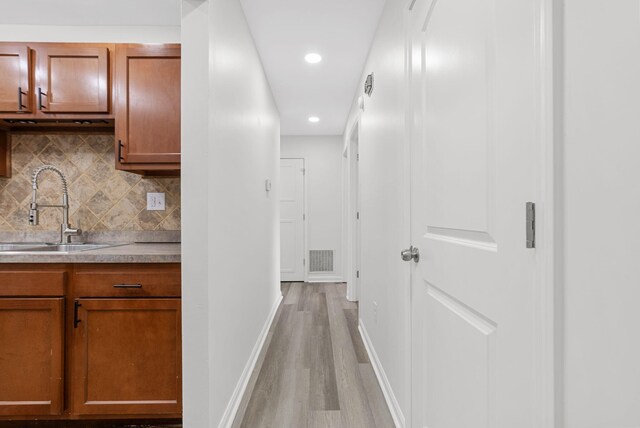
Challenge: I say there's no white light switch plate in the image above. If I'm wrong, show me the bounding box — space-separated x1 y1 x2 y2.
147 193 166 211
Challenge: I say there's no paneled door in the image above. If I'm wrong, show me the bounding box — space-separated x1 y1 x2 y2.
115 44 181 165
0 298 64 416
408 0 543 426
36 45 110 113
72 298 182 415
280 158 305 281
0 45 31 113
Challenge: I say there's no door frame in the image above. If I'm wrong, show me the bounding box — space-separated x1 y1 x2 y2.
532 0 558 425
404 0 558 425
280 157 308 283
344 119 361 302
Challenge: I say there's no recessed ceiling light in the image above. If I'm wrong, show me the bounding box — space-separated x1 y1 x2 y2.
308 116 320 123
304 53 322 64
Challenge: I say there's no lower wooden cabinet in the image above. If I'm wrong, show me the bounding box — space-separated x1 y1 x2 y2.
72 298 182 415
0 298 64 416
0 263 181 422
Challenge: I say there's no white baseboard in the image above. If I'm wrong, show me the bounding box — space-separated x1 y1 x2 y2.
359 321 406 428
218 293 283 428
307 274 344 283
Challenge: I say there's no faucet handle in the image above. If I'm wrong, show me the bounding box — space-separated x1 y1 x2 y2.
65 226 82 237
61 224 82 243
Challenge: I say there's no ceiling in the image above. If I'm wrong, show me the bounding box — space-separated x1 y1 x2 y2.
240 0 386 135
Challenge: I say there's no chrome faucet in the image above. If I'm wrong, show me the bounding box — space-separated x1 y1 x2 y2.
29 165 82 244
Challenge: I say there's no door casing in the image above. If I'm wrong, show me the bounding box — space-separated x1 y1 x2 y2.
279 158 307 282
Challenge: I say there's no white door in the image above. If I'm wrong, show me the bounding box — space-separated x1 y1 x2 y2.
409 0 542 426
348 132 361 301
280 158 305 282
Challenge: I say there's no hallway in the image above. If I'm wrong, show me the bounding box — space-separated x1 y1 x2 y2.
233 283 394 428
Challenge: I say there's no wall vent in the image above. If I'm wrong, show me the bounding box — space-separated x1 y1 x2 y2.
309 250 334 273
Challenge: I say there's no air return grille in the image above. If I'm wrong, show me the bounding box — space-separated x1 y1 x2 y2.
309 250 334 273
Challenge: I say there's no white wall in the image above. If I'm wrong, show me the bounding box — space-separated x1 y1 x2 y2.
182 0 281 427
0 25 180 43
281 135 344 282
343 0 410 424
561 1 640 427
0 0 180 43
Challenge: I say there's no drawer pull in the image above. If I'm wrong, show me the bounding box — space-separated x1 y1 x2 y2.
113 284 143 289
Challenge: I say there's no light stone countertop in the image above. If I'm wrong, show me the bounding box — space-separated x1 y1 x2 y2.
0 242 181 264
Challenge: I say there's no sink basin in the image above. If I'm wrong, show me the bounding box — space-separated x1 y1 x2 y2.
0 242 127 254
0 243 48 251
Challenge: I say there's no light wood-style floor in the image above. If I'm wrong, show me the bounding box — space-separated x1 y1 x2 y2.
232 282 395 428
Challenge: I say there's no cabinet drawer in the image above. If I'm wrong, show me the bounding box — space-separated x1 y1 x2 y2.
73 264 181 297
0 270 66 296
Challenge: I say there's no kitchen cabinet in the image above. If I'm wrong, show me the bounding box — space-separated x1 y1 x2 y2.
35 44 110 114
0 298 65 416
70 263 182 416
0 130 9 177
0 42 182 175
0 266 67 417
115 44 181 174
0 263 182 422
0 45 32 113
0 42 114 120
72 298 182 415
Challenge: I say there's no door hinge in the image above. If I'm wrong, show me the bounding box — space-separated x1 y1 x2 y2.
357 212 360 220
73 300 82 328
303 213 306 221
357 153 360 161
526 202 535 249
302 168 306 175
303 258 306 266
356 270 360 278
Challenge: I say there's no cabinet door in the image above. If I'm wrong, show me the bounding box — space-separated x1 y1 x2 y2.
72 298 181 416
0 45 31 113
0 298 64 416
36 45 109 113
115 45 180 165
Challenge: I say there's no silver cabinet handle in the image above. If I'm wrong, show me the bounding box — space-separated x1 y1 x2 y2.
113 284 142 289
401 246 420 262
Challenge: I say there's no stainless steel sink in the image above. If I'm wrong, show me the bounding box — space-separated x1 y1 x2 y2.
0 242 127 254
0 243 47 251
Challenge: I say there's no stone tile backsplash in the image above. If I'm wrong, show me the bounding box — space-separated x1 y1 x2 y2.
0 133 180 232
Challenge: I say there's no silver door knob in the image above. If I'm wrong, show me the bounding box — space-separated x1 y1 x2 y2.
401 246 420 262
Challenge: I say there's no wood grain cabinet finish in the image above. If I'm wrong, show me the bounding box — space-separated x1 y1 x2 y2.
0 263 181 421
71 298 182 416
0 298 64 416
115 44 181 172
0 44 32 113
35 45 110 114
0 131 10 178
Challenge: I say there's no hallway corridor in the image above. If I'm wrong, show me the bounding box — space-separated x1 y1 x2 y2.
233 283 394 428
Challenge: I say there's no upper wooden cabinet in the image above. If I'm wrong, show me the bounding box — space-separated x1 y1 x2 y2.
36 45 110 114
0 45 32 113
0 42 181 174
0 131 10 178
115 44 181 172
